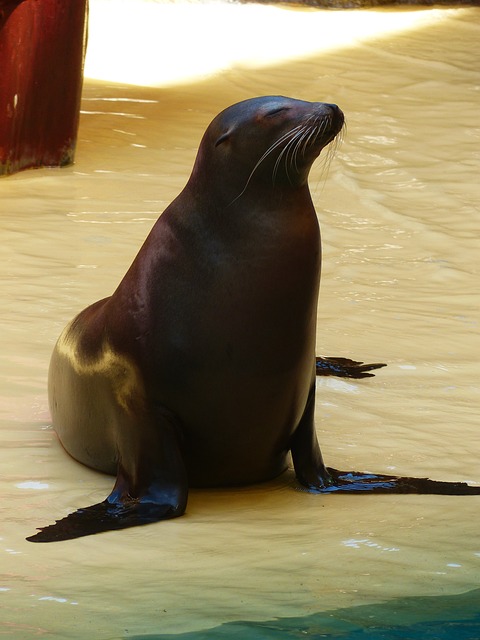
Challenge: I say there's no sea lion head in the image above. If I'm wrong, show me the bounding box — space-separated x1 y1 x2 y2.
189 96 344 203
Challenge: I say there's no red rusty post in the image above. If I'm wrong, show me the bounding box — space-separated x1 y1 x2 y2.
0 0 88 176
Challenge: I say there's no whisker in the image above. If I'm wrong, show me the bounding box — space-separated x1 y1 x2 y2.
227 114 344 206
302 122 321 157
310 121 345 195
286 116 319 182
285 128 308 185
228 125 304 206
272 128 303 185
292 125 312 173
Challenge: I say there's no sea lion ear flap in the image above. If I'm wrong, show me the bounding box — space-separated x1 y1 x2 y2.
215 130 232 147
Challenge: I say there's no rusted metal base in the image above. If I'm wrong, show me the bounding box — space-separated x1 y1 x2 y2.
0 0 88 176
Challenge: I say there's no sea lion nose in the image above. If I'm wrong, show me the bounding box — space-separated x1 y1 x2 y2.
320 103 344 130
313 102 343 121
327 103 344 120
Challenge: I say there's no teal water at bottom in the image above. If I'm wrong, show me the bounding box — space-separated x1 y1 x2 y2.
131 589 480 639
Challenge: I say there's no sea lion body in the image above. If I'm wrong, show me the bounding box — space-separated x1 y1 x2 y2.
51 181 320 488
30 96 479 543
50 96 327 490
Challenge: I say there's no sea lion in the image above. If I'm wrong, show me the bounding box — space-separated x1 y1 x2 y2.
28 96 480 542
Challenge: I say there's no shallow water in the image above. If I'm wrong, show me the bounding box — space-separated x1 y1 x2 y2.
1 3 479 638
131 589 480 639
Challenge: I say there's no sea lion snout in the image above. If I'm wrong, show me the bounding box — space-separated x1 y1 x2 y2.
312 102 345 133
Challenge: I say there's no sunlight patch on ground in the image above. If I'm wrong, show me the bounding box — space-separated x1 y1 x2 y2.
84 0 457 87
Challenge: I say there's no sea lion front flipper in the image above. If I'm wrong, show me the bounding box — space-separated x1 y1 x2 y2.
27 410 188 542
291 388 480 496
315 356 386 379
290 386 332 490
318 469 480 496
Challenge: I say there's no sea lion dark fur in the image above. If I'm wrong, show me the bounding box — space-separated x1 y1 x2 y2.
28 96 479 542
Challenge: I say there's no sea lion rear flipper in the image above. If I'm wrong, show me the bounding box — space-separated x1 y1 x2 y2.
25 496 181 543
315 356 386 379
27 410 188 542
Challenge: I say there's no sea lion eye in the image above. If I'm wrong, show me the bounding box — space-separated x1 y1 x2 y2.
265 107 287 118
